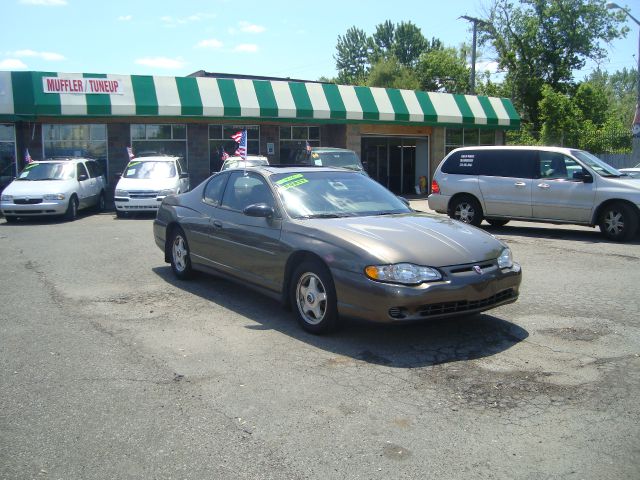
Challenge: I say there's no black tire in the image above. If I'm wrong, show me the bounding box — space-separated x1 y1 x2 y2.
115 210 126 219
4 215 17 224
599 202 639 242
95 191 106 212
449 195 483 227
169 227 194 280
64 196 78 221
486 218 510 227
290 259 339 334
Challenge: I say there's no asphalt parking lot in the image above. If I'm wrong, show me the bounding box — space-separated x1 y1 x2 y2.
1 205 639 480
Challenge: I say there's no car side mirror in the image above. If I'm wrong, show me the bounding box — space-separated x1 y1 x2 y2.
78 174 88 181
573 171 593 183
180 172 189 179
244 203 274 218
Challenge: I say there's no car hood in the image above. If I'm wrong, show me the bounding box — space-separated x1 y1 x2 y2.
295 213 505 267
3 179 75 196
116 177 179 191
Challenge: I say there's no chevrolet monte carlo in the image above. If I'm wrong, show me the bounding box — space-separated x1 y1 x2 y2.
153 166 522 334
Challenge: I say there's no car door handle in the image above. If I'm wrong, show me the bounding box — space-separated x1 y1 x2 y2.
212 220 223 228
514 182 526 187
537 183 550 189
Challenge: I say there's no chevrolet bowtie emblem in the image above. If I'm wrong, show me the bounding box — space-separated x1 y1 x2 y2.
473 265 482 274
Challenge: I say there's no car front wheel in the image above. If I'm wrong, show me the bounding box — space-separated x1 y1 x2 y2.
599 202 639 241
170 227 194 279
450 195 483 227
64 196 78 221
291 259 339 334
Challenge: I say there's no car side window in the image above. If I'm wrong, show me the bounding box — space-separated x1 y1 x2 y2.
538 153 582 180
77 162 89 180
441 151 479 175
479 150 535 178
222 172 274 211
203 173 229 206
86 161 102 178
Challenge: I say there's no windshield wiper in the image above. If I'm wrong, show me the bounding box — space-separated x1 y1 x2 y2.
298 213 355 219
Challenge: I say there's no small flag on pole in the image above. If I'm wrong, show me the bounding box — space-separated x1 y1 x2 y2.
231 130 247 160
25 148 33 164
126 146 135 160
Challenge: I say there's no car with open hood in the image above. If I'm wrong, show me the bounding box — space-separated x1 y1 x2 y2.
153 165 521 334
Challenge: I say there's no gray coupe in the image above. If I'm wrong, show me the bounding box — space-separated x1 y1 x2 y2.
153 166 522 334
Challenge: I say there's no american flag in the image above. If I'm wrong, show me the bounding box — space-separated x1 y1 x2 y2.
231 130 247 160
305 140 312 153
221 150 229 161
25 148 32 164
126 146 135 160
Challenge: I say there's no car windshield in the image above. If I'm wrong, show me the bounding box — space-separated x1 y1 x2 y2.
17 162 75 181
303 151 363 171
123 160 176 179
571 150 624 177
272 171 411 219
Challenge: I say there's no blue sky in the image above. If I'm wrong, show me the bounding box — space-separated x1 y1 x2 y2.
1 0 637 82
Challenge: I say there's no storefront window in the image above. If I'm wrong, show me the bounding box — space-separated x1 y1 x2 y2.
279 126 320 163
445 128 497 154
209 124 260 172
0 124 16 192
130 124 188 167
43 124 108 177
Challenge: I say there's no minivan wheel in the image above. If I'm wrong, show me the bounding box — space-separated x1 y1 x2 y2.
64 196 78 221
291 259 339 334
95 191 106 212
599 202 638 242
450 195 483 227
170 227 194 280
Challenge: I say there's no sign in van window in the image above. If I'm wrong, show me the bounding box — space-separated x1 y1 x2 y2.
459 154 475 167
42 77 124 95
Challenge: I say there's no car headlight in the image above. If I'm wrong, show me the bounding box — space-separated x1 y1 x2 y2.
115 189 129 197
158 189 176 196
497 247 513 269
43 193 65 200
364 263 442 285
1 194 12 201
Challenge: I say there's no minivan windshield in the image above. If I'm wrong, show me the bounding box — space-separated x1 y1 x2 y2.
300 151 364 171
123 160 176 179
17 162 75 181
571 150 624 177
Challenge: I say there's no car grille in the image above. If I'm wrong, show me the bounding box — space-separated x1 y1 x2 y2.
128 191 159 199
388 288 517 320
14 198 43 205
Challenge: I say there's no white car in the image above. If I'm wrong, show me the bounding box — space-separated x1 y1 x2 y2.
428 146 640 241
1 157 106 222
114 155 189 218
220 155 269 171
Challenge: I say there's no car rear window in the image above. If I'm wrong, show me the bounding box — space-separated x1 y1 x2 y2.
441 151 480 175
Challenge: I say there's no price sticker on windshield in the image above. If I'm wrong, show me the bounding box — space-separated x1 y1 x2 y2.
276 173 309 190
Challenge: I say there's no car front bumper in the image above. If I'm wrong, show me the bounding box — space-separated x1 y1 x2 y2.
114 196 166 212
332 262 522 324
1 199 68 216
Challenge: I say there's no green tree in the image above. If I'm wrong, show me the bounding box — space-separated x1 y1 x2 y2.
538 84 583 146
416 47 469 93
392 21 428 67
573 82 608 126
335 26 370 85
367 56 420 90
480 0 628 130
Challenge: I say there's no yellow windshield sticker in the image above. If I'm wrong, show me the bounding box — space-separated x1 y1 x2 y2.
275 173 309 190
127 161 141 167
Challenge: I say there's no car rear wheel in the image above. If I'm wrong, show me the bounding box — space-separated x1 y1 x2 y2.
450 195 483 227
170 227 194 279
291 259 338 334
599 202 638 241
486 218 510 227
64 196 78 221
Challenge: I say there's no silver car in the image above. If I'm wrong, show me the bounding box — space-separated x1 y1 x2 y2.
154 166 521 334
428 146 640 241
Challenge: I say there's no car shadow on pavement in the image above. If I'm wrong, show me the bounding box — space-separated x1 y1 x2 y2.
483 223 640 244
152 265 529 369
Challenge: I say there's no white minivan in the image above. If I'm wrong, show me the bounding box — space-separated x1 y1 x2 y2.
428 146 640 241
114 155 189 217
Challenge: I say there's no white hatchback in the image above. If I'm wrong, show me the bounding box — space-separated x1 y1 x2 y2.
1 157 106 222
114 156 189 217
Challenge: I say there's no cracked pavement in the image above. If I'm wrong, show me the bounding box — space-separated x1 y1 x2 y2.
0 210 638 480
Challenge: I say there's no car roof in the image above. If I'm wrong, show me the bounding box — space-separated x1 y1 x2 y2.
38 157 95 163
450 145 579 154
309 147 354 153
224 155 268 161
129 156 179 162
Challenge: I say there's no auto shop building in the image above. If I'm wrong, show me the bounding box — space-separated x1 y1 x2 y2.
0 70 520 195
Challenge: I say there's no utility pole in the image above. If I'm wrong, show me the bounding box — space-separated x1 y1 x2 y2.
459 15 488 95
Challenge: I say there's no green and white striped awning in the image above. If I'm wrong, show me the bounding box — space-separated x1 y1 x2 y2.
0 71 520 129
